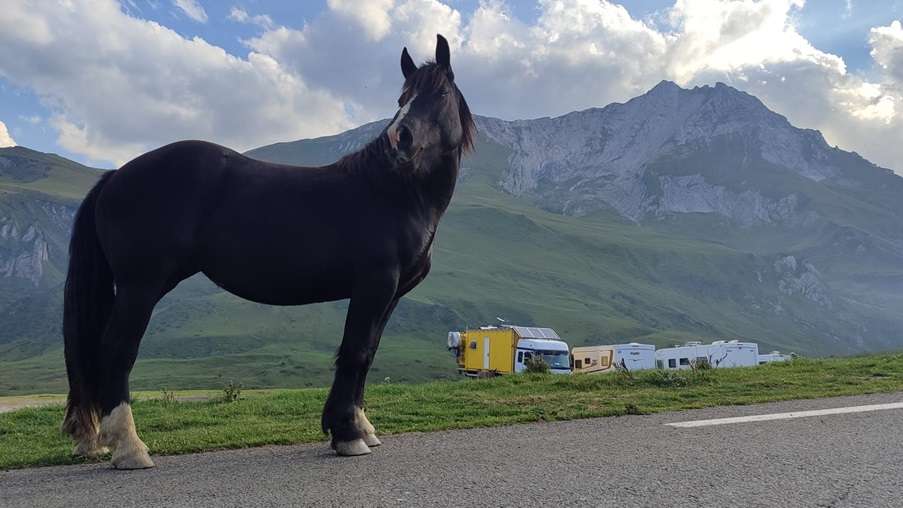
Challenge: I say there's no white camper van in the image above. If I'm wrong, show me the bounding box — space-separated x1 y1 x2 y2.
571 343 655 374
655 340 759 370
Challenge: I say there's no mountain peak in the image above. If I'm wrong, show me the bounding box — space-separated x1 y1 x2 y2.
649 80 681 93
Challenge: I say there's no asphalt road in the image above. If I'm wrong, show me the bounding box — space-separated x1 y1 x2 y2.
3 392 902 507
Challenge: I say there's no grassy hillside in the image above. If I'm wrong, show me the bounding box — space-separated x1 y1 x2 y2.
2 353 903 470
1 130 901 395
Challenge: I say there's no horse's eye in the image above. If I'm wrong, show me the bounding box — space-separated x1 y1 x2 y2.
440 88 450 97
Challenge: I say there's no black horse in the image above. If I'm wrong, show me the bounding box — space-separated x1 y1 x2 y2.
62 34 474 469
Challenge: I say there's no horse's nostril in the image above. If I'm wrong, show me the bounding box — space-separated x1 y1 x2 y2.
398 125 413 151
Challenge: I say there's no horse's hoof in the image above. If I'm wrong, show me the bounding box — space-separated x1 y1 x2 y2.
363 433 382 447
111 449 155 470
334 439 371 456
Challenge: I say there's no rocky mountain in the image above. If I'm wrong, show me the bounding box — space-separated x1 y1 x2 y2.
476 81 902 225
2 81 901 394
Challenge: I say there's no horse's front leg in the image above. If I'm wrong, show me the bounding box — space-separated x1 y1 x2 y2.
351 296 399 448
322 275 398 456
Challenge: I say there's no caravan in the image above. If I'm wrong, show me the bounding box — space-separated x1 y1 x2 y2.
571 343 655 374
655 340 759 370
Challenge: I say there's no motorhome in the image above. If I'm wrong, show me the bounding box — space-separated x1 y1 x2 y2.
448 325 571 376
571 343 655 374
655 340 759 370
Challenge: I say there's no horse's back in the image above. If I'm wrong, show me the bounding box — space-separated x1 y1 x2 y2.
94 141 242 283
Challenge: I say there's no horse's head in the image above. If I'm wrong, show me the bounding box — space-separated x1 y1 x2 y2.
386 34 474 171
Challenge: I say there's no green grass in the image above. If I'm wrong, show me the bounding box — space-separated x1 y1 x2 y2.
2 353 903 470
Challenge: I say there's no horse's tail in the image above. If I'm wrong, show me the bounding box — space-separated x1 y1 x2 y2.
62 170 115 440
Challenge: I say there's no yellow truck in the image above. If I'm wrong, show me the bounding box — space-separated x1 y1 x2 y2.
447 325 571 376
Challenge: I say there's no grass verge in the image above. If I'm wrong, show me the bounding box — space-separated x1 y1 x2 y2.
2 353 903 470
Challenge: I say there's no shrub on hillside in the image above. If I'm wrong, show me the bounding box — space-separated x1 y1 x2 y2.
221 381 242 403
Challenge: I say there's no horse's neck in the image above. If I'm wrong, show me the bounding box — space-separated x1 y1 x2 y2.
420 153 459 220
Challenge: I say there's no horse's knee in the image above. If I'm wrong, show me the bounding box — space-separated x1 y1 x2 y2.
99 402 154 469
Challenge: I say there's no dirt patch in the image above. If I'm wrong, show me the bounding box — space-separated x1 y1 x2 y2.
0 397 63 414
0 395 211 414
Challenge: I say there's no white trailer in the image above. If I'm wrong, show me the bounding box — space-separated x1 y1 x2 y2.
571 343 655 374
655 340 759 370
758 351 792 364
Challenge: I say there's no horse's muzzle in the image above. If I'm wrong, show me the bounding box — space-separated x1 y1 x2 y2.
392 125 421 164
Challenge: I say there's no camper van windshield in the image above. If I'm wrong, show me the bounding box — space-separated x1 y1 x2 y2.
536 350 570 369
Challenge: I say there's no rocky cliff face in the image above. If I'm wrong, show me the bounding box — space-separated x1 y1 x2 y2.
474 81 890 225
0 201 74 287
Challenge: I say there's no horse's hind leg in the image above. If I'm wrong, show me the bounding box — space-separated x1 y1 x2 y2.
96 285 159 469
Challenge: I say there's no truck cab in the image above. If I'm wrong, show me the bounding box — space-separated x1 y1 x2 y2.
514 338 572 374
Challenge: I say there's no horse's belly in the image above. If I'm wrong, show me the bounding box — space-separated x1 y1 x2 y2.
201 256 353 306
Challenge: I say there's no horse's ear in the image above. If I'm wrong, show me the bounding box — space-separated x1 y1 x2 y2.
401 47 417 80
436 34 451 74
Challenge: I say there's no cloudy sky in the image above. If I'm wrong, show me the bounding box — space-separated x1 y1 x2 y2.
0 0 901 173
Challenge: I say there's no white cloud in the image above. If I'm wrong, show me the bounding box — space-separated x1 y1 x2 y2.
871 20 903 83
327 0 395 41
0 0 352 166
0 120 15 147
172 0 207 23
228 6 274 30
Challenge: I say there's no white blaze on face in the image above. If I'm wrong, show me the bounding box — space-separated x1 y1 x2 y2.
387 93 417 150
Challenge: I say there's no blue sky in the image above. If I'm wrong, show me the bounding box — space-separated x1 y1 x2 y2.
0 0 901 172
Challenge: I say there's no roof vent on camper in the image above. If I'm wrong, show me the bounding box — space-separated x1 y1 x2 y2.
685 341 703 346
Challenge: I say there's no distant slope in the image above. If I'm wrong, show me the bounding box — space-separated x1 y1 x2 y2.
2 82 902 395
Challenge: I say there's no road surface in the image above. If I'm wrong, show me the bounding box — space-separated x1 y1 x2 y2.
2 392 902 507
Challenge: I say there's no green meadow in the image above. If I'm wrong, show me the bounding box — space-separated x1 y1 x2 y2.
2 353 903 470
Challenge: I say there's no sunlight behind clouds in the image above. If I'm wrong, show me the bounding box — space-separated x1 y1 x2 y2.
0 120 15 148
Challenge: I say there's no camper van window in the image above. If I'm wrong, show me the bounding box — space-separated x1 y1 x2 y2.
679 358 690 366
584 357 591 364
668 359 676 368
575 359 583 369
517 351 523 363
656 360 664 369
